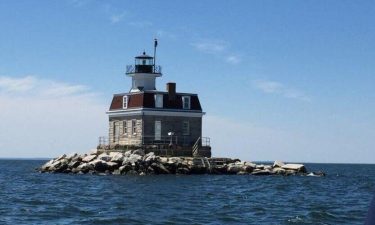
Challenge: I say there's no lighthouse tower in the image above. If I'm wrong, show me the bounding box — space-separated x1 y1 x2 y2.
126 51 162 92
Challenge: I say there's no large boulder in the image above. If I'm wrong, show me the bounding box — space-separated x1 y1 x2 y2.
281 164 307 173
150 162 170 174
227 163 242 174
82 154 97 163
41 159 55 171
106 161 119 171
158 157 168 164
89 159 108 172
132 149 145 156
98 153 112 162
110 152 124 163
55 154 67 161
49 159 69 173
273 167 286 175
76 163 93 173
65 153 78 161
118 164 132 174
256 164 265 170
243 161 257 168
273 160 285 168
68 160 81 168
124 150 132 157
123 154 142 166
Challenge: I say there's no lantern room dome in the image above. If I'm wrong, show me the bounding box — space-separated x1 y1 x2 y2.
135 51 153 59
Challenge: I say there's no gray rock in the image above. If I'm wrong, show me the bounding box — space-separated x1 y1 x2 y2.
110 152 124 163
66 153 78 161
176 167 190 174
98 153 112 162
132 149 145 156
82 154 97 163
281 164 307 173
151 162 170 174
89 159 108 172
256 164 265 170
123 154 142 166
55 154 66 162
273 160 285 168
124 150 132 157
77 163 93 173
143 152 157 163
41 159 55 171
273 167 286 175
119 165 132 174
227 164 242 174
68 160 81 168
243 161 257 168
242 165 254 173
264 165 273 170
106 161 119 170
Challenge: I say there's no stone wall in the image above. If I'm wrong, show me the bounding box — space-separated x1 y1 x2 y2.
108 115 202 147
143 116 202 146
109 116 143 146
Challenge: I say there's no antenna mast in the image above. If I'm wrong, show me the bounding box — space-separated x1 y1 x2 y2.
153 38 158 73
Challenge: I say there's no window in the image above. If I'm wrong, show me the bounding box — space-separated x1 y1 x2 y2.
182 96 191 109
123 96 128 109
182 121 190 135
113 122 119 142
132 120 137 135
155 120 161 140
123 120 128 134
155 94 163 108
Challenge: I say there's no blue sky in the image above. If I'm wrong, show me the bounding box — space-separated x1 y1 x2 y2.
0 0 374 163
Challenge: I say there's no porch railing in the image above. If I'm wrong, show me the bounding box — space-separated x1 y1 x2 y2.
98 136 210 148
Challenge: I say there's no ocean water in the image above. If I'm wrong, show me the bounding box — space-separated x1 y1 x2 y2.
0 160 374 224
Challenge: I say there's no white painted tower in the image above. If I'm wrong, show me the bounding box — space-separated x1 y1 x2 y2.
126 40 162 92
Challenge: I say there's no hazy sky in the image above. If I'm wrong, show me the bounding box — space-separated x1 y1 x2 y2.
0 0 374 163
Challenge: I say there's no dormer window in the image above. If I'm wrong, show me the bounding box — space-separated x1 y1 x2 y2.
123 96 128 109
155 94 163 108
182 96 191 109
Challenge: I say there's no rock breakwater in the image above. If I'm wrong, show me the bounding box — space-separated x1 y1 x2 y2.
38 150 325 176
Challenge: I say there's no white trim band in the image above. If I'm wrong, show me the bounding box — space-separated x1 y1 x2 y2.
107 109 205 118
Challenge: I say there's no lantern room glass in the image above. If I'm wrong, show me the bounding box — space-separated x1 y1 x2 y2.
135 58 153 65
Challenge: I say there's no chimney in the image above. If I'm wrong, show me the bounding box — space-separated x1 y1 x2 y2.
166 82 176 101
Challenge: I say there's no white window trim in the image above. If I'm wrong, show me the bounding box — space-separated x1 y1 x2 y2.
155 94 163 108
182 96 191 109
123 96 128 109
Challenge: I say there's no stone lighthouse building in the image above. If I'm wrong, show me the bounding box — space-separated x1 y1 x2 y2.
99 41 211 157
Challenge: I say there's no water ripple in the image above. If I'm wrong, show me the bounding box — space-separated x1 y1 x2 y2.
0 161 374 224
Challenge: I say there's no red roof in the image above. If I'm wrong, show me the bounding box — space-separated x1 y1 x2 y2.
109 92 202 111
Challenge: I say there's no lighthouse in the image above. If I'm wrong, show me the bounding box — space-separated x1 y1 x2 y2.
100 40 211 157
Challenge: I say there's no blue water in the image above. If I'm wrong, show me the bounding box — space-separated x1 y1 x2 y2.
0 160 374 224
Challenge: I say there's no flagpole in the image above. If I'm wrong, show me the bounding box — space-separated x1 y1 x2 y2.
153 38 157 73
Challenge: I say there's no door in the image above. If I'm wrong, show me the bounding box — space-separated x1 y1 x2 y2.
155 120 161 141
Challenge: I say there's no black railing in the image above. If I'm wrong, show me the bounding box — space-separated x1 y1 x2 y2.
126 65 162 74
97 135 204 148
